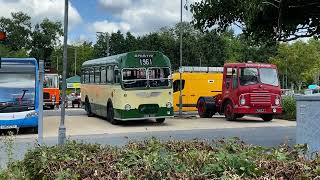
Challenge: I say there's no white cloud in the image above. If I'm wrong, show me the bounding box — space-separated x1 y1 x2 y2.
0 0 82 29
89 20 130 34
98 0 132 13
96 0 201 36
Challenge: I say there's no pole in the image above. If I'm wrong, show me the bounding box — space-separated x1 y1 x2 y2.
179 0 183 117
56 56 59 72
58 0 68 145
38 61 44 145
106 34 109 56
74 48 77 76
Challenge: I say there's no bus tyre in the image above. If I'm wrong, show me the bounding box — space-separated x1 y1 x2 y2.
197 97 215 118
156 118 165 123
85 99 94 117
260 114 273 122
224 101 237 121
33 127 38 134
107 103 118 125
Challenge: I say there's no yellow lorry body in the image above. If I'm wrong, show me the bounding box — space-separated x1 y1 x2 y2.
172 72 223 112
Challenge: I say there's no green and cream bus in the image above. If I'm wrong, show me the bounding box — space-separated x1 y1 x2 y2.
81 51 173 124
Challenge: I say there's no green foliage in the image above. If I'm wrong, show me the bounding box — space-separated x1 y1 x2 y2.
190 0 320 43
270 39 320 90
281 96 296 120
2 138 320 179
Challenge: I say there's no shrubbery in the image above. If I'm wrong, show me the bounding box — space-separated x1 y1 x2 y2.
1 138 320 179
281 96 296 120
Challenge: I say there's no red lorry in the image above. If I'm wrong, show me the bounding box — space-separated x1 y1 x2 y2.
197 62 282 121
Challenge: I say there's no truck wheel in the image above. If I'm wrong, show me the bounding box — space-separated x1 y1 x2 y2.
260 114 273 122
224 102 237 121
197 98 214 118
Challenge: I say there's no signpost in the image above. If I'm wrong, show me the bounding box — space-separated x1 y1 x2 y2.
38 61 44 145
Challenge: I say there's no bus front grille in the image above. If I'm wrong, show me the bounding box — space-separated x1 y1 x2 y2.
43 92 50 100
138 104 159 114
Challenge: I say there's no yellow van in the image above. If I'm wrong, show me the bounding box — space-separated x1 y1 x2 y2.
172 67 223 112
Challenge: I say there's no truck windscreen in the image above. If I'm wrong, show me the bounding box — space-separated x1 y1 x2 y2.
259 68 279 86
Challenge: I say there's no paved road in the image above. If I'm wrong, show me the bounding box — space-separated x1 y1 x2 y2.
44 108 86 116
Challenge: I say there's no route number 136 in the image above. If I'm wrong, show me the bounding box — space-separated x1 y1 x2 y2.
140 58 152 66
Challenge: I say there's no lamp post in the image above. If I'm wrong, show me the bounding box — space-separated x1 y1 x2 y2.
58 0 68 145
179 0 183 117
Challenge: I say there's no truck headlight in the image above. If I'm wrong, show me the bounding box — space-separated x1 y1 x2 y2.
25 111 38 118
166 102 172 108
124 104 131 111
52 95 56 102
275 97 280 105
240 98 246 105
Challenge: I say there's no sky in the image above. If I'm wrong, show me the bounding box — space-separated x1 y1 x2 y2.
0 0 200 44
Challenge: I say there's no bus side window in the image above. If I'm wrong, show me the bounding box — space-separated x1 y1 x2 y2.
89 68 94 84
173 80 185 93
114 68 120 84
84 70 89 84
107 65 114 84
101 67 106 84
95 67 101 84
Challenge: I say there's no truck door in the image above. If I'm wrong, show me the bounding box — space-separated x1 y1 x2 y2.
223 67 239 105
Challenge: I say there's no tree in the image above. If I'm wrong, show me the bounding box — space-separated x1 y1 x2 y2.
190 0 320 43
93 32 110 58
109 31 126 55
124 32 138 52
29 19 63 61
0 12 31 51
270 40 320 90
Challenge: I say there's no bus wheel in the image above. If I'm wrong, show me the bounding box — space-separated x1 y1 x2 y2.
224 102 237 121
156 118 165 123
107 103 118 125
85 100 94 117
260 114 273 122
33 127 38 134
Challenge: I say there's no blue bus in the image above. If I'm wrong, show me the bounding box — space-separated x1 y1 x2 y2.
0 58 39 133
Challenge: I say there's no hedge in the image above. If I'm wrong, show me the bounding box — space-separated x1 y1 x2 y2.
1 138 319 179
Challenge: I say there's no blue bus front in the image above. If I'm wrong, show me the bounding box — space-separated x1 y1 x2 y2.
0 58 39 130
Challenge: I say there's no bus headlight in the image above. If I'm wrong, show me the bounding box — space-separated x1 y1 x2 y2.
275 97 280 105
124 104 131 111
166 102 172 108
25 111 38 119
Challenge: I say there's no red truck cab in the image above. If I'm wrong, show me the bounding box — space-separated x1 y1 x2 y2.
197 62 282 121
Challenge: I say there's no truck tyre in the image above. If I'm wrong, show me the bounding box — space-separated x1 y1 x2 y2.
224 101 237 121
197 97 215 118
260 114 273 122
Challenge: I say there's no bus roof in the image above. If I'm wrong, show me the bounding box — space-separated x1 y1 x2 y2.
82 50 171 68
0 58 38 65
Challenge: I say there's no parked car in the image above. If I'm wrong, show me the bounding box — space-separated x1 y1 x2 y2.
71 93 81 108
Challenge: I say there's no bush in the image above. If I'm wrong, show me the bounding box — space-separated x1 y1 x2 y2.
1 138 320 179
281 96 296 120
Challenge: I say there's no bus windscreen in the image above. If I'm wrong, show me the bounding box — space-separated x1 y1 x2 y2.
0 73 36 112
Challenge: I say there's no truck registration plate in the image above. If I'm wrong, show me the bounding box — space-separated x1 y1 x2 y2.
256 109 265 113
0 125 17 129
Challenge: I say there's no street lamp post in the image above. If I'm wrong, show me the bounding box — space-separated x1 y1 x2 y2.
179 0 183 117
58 0 68 145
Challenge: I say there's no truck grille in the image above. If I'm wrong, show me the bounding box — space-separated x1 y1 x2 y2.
43 92 50 100
250 93 271 104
